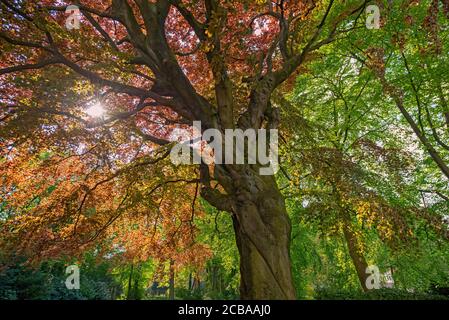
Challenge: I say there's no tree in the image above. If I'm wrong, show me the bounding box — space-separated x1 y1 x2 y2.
278 48 446 292
347 0 449 180
0 0 372 299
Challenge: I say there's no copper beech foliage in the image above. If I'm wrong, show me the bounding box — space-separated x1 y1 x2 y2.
0 0 372 273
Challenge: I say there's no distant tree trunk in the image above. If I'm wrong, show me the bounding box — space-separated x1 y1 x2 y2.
112 271 125 299
132 264 142 300
188 272 193 291
332 151 370 293
213 266 220 294
126 263 134 300
343 223 369 292
168 260 175 300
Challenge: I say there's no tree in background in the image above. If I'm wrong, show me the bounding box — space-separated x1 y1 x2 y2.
276 0 449 296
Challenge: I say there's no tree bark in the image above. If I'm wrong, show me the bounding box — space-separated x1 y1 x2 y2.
224 170 296 299
343 224 369 292
168 259 175 300
126 263 134 300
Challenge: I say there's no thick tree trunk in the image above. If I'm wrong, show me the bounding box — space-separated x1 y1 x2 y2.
343 224 369 292
229 172 296 299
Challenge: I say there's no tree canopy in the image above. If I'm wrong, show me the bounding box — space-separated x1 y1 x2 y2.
1 0 448 300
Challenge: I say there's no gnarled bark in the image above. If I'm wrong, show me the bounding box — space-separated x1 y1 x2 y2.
202 165 296 299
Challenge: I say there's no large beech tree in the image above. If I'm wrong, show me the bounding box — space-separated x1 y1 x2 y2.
0 0 370 299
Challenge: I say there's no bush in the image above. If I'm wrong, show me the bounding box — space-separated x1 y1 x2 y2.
0 258 119 300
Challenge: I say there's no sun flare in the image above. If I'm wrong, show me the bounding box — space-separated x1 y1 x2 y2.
85 102 105 118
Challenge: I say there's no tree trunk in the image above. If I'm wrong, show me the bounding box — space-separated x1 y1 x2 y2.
168 259 175 300
188 272 193 291
132 264 142 300
343 224 369 292
229 172 296 299
126 263 134 300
